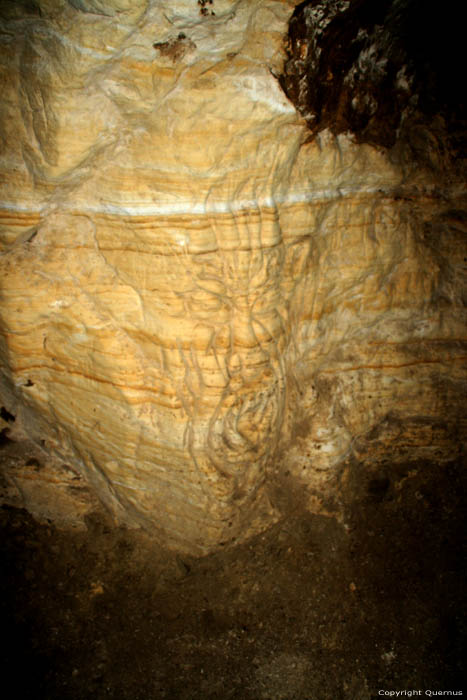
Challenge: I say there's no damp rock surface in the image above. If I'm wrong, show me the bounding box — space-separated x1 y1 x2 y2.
1 445 466 698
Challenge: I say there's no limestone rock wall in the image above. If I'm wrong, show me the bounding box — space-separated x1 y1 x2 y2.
1 0 466 553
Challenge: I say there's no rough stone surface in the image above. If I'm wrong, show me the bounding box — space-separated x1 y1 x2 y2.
0 0 466 553
280 0 466 150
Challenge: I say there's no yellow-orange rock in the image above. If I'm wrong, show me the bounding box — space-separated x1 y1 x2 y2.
1 0 466 552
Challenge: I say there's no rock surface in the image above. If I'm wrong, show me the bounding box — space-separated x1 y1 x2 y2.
1 0 466 553
280 0 466 149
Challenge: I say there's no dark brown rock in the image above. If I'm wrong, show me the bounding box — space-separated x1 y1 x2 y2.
280 0 466 153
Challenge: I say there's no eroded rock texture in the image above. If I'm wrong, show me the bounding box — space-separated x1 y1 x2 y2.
280 0 466 150
1 0 466 553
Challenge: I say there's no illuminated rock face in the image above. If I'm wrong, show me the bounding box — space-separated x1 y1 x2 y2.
1 0 466 553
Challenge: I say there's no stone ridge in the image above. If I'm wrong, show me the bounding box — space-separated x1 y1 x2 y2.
0 0 466 553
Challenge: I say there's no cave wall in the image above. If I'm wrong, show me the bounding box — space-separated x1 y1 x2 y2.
0 0 466 553
280 0 466 151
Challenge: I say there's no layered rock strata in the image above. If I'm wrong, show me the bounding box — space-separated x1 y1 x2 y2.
1 0 466 552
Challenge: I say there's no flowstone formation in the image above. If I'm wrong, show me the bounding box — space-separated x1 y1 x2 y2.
1 0 466 553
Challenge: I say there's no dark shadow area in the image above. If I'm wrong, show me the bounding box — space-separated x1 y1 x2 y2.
280 0 467 167
1 450 465 699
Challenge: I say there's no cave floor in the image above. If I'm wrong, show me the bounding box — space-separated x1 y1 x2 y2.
0 446 466 699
